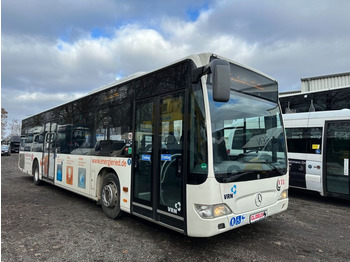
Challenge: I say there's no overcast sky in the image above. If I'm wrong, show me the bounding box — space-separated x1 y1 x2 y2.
2 0 350 134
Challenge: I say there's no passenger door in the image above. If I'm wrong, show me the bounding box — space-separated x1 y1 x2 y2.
324 120 350 197
132 91 186 231
42 122 57 181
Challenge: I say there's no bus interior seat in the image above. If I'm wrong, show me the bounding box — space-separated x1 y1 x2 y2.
213 131 229 161
165 135 180 152
96 140 126 156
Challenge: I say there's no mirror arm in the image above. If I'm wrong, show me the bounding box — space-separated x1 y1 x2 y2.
192 64 211 83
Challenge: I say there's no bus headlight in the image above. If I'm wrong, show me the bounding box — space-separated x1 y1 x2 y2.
194 204 232 219
279 189 288 200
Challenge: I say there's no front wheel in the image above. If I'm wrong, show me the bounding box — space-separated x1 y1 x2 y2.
100 173 122 219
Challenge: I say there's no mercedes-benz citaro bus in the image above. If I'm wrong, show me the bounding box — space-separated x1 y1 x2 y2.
19 53 288 237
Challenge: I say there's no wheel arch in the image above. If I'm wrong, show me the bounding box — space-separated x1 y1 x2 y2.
32 158 41 176
96 167 119 204
32 157 42 185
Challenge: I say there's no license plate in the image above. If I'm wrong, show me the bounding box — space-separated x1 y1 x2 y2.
250 210 267 223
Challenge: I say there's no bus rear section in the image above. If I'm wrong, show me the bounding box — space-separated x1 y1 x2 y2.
9 136 21 153
283 110 350 199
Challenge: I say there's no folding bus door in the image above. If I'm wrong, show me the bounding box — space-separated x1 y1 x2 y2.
132 91 186 232
42 122 57 182
324 120 350 197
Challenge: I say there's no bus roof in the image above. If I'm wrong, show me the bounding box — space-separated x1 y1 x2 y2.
10 136 21 142
22 52 276 122
283 109 350 121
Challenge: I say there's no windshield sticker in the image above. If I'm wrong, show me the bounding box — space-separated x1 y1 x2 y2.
128 147 132 154
201 163 207 169
312 144 320 149
230 215 246 227
224 185 237 199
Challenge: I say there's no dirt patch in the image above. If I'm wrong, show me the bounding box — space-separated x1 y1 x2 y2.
2 154 350 261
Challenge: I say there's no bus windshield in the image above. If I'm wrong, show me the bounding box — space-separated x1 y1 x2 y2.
208 63 287 183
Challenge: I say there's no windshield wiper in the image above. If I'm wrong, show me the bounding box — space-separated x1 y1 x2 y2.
250 161 285 176
222 163 285 183
266 163 285 176
223 171 258 183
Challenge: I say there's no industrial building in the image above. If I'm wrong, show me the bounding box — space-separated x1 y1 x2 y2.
279 72 350 113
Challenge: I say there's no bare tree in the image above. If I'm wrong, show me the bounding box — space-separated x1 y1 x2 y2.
9 119 21 137
1 108 8 139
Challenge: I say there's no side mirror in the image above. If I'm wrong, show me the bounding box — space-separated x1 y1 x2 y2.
192 59 231 102
210 59 231 102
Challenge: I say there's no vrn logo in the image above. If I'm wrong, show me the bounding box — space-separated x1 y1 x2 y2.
224 185 237 200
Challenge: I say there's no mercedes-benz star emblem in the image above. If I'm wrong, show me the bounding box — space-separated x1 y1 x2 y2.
255 193 263 207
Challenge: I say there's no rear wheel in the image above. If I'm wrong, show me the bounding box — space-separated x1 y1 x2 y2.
33 162 41 186
100 173 122 219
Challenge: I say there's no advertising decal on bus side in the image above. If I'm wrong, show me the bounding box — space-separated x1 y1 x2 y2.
91 158 131 167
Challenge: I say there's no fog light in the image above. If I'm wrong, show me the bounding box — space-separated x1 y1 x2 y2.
218 223 225 229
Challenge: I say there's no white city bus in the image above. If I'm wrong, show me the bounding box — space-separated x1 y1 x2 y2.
283 109 350 199
19 53 288 237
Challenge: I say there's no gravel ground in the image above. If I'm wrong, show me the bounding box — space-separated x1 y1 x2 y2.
2 154 350 261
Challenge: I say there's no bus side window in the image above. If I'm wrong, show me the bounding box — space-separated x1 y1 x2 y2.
286 127 322 154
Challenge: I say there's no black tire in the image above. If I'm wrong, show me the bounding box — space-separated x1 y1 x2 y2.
33 162 41 186
100 173 122 219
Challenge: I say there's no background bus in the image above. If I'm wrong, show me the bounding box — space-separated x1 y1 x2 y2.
283 109 350 199
9 136 21 153
19 53 288 237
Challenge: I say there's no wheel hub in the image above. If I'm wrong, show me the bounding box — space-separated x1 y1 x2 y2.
102 182 117 208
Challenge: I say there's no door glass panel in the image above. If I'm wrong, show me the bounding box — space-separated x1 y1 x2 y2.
43 123 57 180
159 92 184 216
43 131 50 178
134 99 155 203
326 121 350 195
